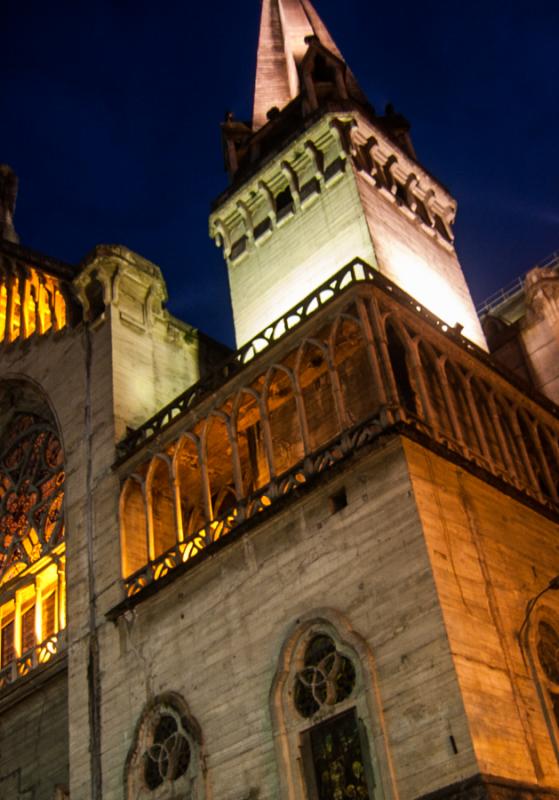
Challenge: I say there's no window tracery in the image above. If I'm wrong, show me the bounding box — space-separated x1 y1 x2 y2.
0 398 66 688
0 412 64 584
272 618 387 800
127 696 206 800
536 619 559 732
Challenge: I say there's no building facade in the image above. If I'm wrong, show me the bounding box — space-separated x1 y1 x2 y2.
1 2 559 799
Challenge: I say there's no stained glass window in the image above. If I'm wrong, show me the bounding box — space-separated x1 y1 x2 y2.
293 633 374 800
0 412 64 585
21 604 35 653
308 709 371 800
0 404 66 686
42 592 56 641
537 620 559 731
1 617 14 668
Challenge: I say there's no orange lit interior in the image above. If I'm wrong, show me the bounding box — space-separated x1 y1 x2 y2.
0 553 65 671
0 268 67 344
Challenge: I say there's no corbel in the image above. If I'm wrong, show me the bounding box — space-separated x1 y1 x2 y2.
258 180 277 228
211 218 232 259
236 200 256 246
328 117 352 160
304 140 325 189
281 161 301 211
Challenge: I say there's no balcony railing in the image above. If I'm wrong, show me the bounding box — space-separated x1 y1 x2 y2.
117 258 559 601
0 629 67 690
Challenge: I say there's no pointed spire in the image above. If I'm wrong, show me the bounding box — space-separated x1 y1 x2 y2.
253 0 361 130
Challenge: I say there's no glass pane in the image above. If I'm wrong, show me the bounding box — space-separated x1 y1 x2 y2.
21 604 35 653
1 619 14 667
308 709 372 800
42 592 56 640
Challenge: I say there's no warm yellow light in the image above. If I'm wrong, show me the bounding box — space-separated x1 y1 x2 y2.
382 245 485 347
0 268 67 345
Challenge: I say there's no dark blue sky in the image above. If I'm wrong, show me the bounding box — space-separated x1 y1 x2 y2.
3 0 558 346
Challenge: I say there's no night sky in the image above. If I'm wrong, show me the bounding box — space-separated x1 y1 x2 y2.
3 0 558 347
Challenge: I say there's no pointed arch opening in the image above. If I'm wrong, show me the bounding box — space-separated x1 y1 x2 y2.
175 436 205 540
297 340 340 451
0 380 67 684
468 377 506 469
147 457 177 561
417 342 453 439
234 389 270 495
385 321 417 417
121 476 149 579
265 367 305 476
332 313 378 426
204 413 238 523
444 362 480 453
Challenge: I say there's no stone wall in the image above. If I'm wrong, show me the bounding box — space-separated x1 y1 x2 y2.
405 438 559 786
96 437 479 800
0 663 68 799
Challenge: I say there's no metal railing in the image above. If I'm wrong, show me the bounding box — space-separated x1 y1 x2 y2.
0 629 67 690
477 251 559 317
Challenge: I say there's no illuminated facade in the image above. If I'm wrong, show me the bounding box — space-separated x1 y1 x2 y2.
2 2 559 800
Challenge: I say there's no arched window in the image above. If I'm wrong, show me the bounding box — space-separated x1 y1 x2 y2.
530 611 559 759
272 617 388 800
0 385 66 686
385 322 417 417
126 694 207 800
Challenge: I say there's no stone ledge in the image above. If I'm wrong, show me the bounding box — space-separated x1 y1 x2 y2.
0 652 67 714
417 774 559 800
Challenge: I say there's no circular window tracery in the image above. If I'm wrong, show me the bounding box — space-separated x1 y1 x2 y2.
127 697 204 800
143 713 190 790
294 633 356 718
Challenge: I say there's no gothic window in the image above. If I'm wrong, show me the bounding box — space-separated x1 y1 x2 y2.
536 619 559 732
0 391 66 688
273 619 386 800
127 695 206 800
0 412 64 584
295 634 372 800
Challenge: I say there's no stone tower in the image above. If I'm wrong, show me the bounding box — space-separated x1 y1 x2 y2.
210 0 486 349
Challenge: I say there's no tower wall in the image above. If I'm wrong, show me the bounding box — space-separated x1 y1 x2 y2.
212 118 377 347
212 112 487 351
405 438 559 786
94 438 480 800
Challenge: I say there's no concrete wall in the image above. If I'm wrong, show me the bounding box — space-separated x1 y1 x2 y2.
405 438 559 786
95 438 479 800
0 665 68 799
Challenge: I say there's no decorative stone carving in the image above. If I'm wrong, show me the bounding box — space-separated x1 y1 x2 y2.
0 165 18 244
525 266 559 324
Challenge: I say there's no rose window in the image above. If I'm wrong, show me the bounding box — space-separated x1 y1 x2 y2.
0 413 64 584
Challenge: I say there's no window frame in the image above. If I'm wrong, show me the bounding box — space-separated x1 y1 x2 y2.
270 613 393 800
